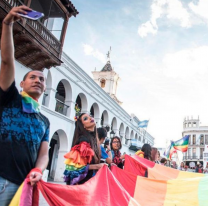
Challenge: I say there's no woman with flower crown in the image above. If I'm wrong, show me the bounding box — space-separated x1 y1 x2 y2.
63 111 105 185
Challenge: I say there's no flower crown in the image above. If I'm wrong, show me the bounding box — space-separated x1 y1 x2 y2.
74 104 81 121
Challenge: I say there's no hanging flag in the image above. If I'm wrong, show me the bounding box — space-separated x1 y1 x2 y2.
173 135 190 152
138 120 149 128
164 142 176 160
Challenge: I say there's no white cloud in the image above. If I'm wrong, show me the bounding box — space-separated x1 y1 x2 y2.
167 0 191 27
189 0 208 20
138 21 157 37
163 46 208 78
138 0 191 37
83 44 106 63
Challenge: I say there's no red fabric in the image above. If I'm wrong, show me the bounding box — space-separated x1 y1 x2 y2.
111 165 137 197
24 168 41 206
38 165 132 206
64 142 94 164
124 155 155 176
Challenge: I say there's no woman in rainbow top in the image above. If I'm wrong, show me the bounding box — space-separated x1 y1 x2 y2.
63 113 105 185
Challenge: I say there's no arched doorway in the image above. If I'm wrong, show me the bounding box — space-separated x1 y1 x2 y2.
125 127 130 145
135 133 138 141
55 79 72 116
90 103 100 118
119 123 124 144
130 130 134 139
47 129 68 181
75 93 88 113
101 110 109 127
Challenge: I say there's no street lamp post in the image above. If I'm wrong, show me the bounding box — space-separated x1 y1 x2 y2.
110 130 115 138
105 125 110 132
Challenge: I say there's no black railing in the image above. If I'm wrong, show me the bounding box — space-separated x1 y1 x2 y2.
183 156 203 160
55 99 69 116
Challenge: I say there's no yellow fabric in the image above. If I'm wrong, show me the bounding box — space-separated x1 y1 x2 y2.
177 171 204 179
135 150 144 158
164 177 201 206
64 159 85 168
9 183 23 206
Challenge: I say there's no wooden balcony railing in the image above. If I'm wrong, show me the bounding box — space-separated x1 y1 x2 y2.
0 0 63 70
26 19 61 52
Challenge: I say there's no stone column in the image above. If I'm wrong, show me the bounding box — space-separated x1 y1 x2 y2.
45 88 57 111
94 118 101 128
114 129 120 136
65 100 75 120
54 150 67 182
120 132 125 144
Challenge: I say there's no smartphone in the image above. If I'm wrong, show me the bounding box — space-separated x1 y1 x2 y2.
104 139 110 149
18 10 44 20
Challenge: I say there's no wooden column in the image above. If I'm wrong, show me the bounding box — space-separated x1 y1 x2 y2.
59 15 69 53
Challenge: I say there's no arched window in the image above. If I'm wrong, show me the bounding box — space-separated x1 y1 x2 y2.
100 79 106 88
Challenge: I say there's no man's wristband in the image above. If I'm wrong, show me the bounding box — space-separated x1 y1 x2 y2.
30 168 43 174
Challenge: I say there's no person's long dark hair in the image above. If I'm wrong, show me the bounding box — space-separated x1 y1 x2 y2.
141 143 152 160
72 113 100 164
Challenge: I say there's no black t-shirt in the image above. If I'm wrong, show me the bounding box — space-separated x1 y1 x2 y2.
0 82 50 185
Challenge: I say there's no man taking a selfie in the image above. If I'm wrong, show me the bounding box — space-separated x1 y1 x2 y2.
0 6 49 205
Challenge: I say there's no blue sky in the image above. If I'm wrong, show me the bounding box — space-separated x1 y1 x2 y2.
61 0 208 147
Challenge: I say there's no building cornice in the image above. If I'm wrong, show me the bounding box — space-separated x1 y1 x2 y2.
41 105 74 123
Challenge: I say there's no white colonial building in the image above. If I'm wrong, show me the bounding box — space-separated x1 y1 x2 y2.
0 0 155 183
183 116 208 166
1 52 154 182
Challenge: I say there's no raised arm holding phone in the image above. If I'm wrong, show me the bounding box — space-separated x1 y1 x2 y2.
0 6 49 206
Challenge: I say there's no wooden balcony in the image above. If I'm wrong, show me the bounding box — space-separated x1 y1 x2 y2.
0 0 78 70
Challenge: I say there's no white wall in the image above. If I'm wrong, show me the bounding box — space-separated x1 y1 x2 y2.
0 51 155 181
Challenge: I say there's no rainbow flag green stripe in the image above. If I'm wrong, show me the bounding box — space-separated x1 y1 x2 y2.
21 91 40 113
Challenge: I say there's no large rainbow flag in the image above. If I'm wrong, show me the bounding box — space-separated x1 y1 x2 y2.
10 155 208 206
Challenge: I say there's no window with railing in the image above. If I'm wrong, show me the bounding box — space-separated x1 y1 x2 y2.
200 135 204 145
55 99 69 116
192 135 196 145
188 148 191 156
200 148 204 158
192 148 196 158
205 135 208 145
